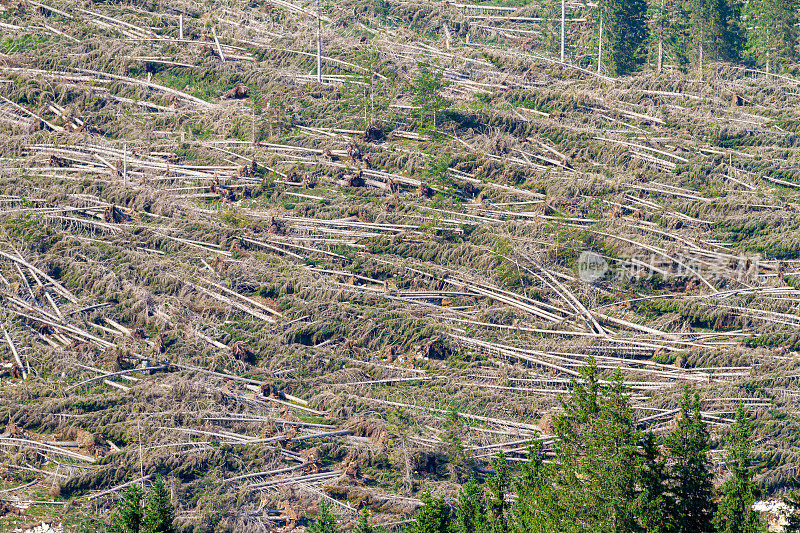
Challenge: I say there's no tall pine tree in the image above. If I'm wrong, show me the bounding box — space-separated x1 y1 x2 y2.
111 484 145 533
410 493 452 533
713 404 765 533
665 387 715 533
597 0 650 74
487 452 511 533
512 444 559 533
637 433 675 533
551 361 646 532
454 476 488 533
744 0 797 70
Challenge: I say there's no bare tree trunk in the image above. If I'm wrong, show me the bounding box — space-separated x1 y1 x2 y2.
179 14 183 40
597 16 603 74
370 55 375 122
403 437 411 491
212 27 225 61
657 0 664 72
2 325 26 379
138 417 144 487
560 0 565 62
123 143 127 187
316 0 322 83
268 101 273 138
699 28 703 78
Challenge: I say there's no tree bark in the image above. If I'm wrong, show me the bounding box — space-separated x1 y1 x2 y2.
316 0 322 83
560 0 566 62
597 16 603 74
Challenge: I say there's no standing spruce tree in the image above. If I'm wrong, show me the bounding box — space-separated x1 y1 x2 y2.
111 484 145 533
142 476 175 533
686 0 743 69
487 452 511 533
744 0 797 70
723 0 745 61
512 444 559 533
666 388 715 533
308 503 338 533
454 476 488 533
443 405 470 482
552 361 645 532
713 405 765 533
783 483 800 533
354 509 374 533
688 0 722 67
637 433 675 533
649 0 691 69
597 0 649 75
410 493 452 533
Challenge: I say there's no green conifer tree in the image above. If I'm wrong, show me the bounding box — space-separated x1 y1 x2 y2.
638 433 674 533
685 0 742 68
111 484 145 533
744 0 797 69
597 0 649 74
713 404 765 533
487 452 511 533
648 0 691 69
665 388 715 533
512 444 559 533
413 62 450 133
308 503 338 533
783 484 800 533
354 509 374 533
142 476 175 533
409 493 452 533
722 0 745 60
590 370 642 532
454 476 488 533
443 405 470 482
551 361 643 532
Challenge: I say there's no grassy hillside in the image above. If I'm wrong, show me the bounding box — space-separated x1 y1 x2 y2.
2 0 800 530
